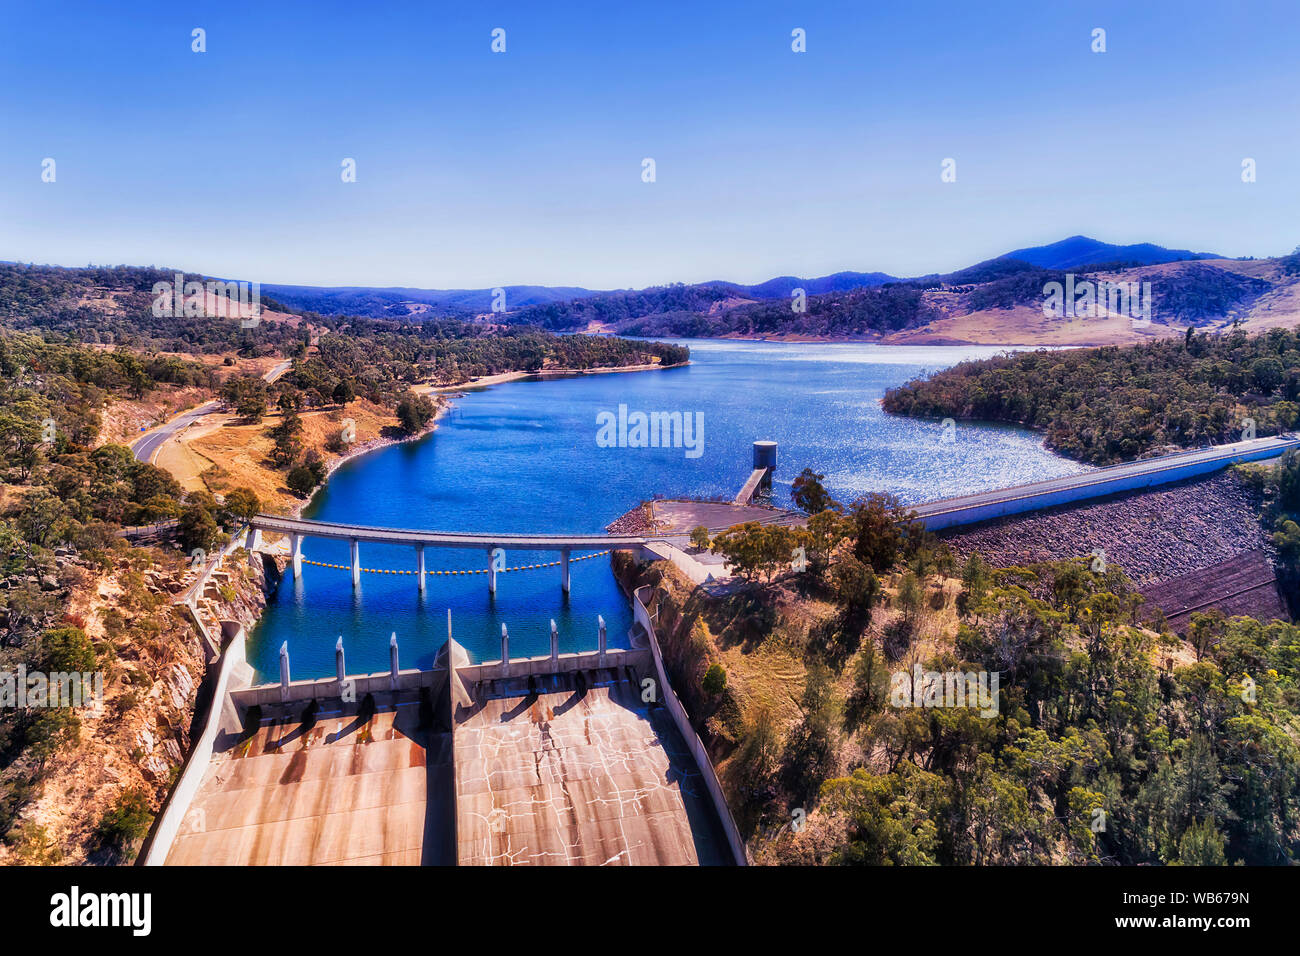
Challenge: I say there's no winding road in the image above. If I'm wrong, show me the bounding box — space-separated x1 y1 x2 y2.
130 360 291 464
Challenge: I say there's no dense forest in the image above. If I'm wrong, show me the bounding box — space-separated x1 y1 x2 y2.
621 283 937 338
501 275 949 338
1141 264 1274 324
953 262 1271 322
504 283 741 331
883 327 1300 464
813 551 1300 865
289 319 687 404
0 263 305 354
503 257 1283 338
0 264 689 375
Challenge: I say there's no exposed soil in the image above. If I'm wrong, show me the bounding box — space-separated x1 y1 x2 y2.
0 543 271 864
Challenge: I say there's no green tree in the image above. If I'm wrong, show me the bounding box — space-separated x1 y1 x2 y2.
332 379 356 406
286 464 320 497
268 410 303 468
177 503 218 553
821 765 941 866
847 492 922 573
396 392 436 433
830 552 880 615
40 625 96 674
791 468 836 515
1250 356 1285 394
897 571 924 630
95 789 153 860
1175 818 1228 865
222 487 261 524
702 663 727 697
13 489 69 546
958 551 993 615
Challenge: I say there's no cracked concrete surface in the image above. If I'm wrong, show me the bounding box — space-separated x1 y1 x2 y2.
455 673 729 866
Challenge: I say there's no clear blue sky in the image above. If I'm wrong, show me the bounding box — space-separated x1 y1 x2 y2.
1 0 1297 289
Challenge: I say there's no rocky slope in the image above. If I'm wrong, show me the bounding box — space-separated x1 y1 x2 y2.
0 542 273 864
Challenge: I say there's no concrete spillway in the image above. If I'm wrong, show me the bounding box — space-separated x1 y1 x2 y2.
454 671 730 866
162 688 454 866
150 615 742 866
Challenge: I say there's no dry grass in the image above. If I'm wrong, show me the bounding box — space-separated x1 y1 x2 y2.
171 399 405 513
97 385 213 448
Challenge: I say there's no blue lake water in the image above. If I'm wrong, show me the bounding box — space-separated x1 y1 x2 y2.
247 340 1087 680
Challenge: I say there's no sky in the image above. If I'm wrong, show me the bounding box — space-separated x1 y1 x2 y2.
1 0 1298 290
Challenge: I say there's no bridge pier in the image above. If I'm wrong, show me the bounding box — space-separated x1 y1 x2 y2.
550 619 559 664
389 632 399 690
487 549 497 594
500 623 509 678
350 539 360 588
278 642 290 703
561 548 571 594
291 533 302 579
598 614 607 667
416 545 426 593
249 527 263 552
335 637 346 686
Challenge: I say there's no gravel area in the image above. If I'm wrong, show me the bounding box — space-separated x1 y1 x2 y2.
606 503 653 534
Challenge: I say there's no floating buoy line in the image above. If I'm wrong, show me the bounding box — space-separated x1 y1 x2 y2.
298 550 612 576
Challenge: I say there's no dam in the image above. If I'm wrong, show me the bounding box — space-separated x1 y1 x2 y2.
149 430 1297 866
143 595 746 866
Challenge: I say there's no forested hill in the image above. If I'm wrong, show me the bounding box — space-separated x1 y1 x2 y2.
8 245 1297 346
0 262 688 374
0 263 306 353
881 328 1300 464
500 255 1293 342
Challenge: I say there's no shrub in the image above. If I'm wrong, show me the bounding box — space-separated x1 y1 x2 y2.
95 789 153 858
702 663 727 697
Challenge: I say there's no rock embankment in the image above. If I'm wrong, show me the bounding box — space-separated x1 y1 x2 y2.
606 503 654 535
939 470 1272 588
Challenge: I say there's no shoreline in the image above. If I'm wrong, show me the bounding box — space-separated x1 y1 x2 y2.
284 402 451 520
715 331 1094 347
284 359 683 520
427 359 688 394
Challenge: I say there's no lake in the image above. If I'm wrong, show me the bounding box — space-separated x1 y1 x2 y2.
247 340 1086 679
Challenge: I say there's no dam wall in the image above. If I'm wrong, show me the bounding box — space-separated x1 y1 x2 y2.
157 617 735 865
140 621 250 867
633 585 750 866
916 436 1298 532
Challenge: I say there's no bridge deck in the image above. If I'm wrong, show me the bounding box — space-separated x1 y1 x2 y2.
249 435 1298 549
734 467 769 505
250 514 649 550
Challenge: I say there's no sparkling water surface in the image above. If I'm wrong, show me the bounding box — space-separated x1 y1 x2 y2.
247 340 1086 679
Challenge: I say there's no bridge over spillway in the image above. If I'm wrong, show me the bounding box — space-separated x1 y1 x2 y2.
247 514 653 592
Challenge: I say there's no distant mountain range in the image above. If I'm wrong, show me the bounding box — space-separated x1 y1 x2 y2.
259 236 1226 320
259 271 900 319
10 235 1287 349
998 235 1222 271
